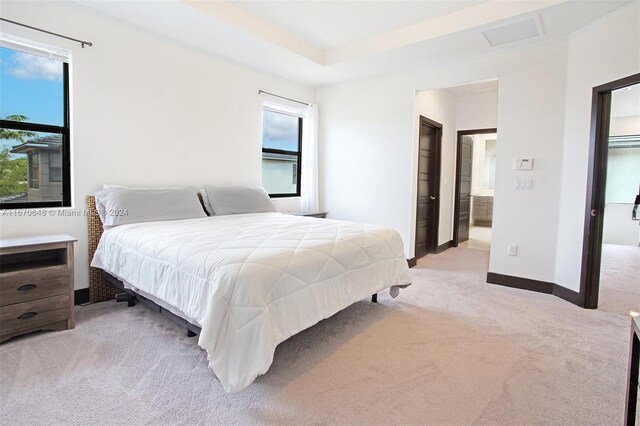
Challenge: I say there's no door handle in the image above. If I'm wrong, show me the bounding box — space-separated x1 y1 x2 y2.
430 196 436 200
590 209 597 217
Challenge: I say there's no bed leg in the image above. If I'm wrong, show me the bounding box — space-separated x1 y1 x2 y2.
115 293 136 307
187 329 197 338
371 294 378 303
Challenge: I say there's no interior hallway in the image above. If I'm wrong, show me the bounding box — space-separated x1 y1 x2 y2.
460 225 492 251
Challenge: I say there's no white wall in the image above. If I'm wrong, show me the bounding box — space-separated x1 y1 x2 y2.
455 91 499 132
320 41 567 282
0 1 315 289
610 116 640 136
602 146 640 246
554 2 640 291
606 147 640 204
603 203 639 246
413 89 458 246
317 78 416 240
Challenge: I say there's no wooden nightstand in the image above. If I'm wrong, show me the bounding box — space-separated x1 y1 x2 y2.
287 211 328 218
0 234 77 343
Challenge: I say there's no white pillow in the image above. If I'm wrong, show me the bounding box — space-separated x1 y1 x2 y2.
95 187 207 227
204 185 276 215
102 184 211 215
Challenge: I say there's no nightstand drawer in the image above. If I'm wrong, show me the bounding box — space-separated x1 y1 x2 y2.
0 294 69 339
0 267 69 307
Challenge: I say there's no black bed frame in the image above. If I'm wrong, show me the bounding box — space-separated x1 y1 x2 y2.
103 271 201 337
103 270 378 338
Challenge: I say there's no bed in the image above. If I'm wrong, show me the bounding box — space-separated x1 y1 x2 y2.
88 189 412 392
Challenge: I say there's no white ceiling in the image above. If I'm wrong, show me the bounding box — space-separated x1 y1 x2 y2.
232 1 486 49
74 0 632 88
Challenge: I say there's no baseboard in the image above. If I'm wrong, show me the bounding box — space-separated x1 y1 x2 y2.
486 272 583 307
436 240 453 254
552 284 583 306
486 272 553 294
74 288 90 305
407 258 417 268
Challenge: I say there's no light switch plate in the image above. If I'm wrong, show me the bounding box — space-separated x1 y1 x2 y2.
514 179 533 190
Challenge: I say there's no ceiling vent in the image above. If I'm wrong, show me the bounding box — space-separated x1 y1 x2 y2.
481 16 543 47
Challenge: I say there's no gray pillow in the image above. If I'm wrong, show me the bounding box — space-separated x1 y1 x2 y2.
204 185 276 215
95 187 207 227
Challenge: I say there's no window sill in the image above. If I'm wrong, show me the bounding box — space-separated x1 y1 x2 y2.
269 195 301 199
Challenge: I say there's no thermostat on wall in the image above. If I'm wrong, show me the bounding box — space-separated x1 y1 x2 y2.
515 157 534 170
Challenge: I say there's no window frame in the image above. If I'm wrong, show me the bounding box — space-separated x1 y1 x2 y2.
261 108 303 198
0 61 71 209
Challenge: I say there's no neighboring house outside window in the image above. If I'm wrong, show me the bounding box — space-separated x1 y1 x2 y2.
28 153 39 189
15 135 63 198
49 151 62 182
0 37 71 209
261 107 302 197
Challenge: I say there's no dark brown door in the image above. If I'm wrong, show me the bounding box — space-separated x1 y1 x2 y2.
453 128 497 247
581 74 640 309
415 116 441 259
458 136 473 243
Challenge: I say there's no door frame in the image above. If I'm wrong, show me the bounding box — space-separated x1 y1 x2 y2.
453 128 498 247
580 73 640 309
415 115 443 257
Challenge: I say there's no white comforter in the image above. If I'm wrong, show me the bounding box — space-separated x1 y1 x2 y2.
92 212 412 392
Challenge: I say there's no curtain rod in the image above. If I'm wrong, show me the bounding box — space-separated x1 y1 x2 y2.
0 17 93 48
259 90 308 106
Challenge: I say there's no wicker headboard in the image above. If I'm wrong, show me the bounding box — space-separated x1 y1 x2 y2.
86 192 207 303
86 195 118 303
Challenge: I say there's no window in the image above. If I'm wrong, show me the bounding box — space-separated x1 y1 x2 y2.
261 108 302 197
0 37 71 209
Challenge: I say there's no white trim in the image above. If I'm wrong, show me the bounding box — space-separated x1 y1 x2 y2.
263 101 305 118
1 33 70 62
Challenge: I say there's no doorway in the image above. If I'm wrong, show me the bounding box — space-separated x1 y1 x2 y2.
415 115 442 259
453 128 498 250
581 73 640 309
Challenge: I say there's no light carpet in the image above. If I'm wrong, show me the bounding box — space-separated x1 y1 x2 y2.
1 245 638 425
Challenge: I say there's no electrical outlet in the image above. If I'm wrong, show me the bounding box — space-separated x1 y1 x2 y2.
508 244 518 256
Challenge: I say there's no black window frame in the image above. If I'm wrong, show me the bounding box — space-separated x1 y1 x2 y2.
261 109 302 198
0 61 71 209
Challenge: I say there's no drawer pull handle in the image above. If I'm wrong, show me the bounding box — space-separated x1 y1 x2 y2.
17 312 38 320
17 284 38 292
